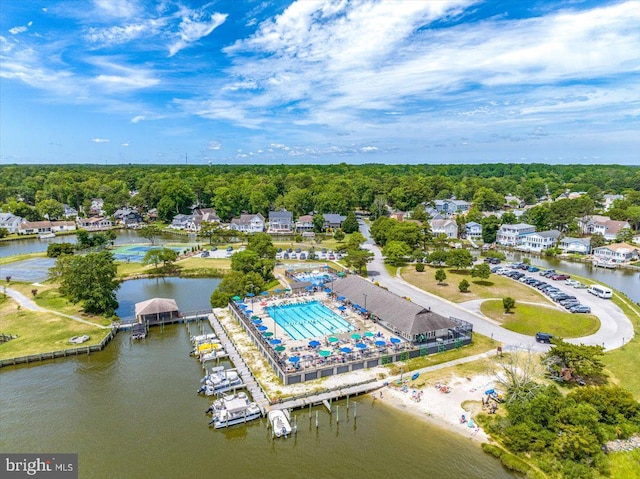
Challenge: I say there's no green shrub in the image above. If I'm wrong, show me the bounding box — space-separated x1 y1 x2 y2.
415 263 425 272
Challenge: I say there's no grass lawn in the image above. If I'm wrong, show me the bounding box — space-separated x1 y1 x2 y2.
480 299 600 338
0 303 110 360
402 265 548 304
609 449 640 479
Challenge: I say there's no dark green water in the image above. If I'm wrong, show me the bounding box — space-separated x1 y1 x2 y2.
0 324 515 479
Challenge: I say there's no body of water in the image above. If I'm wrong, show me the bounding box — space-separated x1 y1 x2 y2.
0 323 514 479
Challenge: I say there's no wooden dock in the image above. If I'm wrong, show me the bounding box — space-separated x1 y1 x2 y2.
268 381 383 413
208 314 271 413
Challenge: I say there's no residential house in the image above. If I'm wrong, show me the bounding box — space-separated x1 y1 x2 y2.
89 198 104 216
504 195 525 208
18 220 76 235
0 212 24 233
77 217 112 231
430 219 458 239
323 213 346 230
591 220 632 242
602 194 624 211
496 223 536 247
295 214 314 232
558 237 591 255
465 222 482 239
230 213 265 234
169 214 192 230
390 210 407 222
521 230 561 252
434 199 470 215
146 208 158 221
62 204 78 219
268 209 293 233
113 207 143 226
190 208 221 232
592 243 639 263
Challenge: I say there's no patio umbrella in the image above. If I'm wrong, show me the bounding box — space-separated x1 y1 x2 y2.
289 356 300 363
390 337 401 344
351 333 362 339
261 291 269 296
232 295 242 301
251 315 260 320
324 288 332 293
305 285 313 291
338 305 347 311
284 288 291 292
239 303 247 309
308 340 321 348
246 292 255 297
258 325 268 331
374 340 386 347
340 347 352 354
244 309 253 314
353 304 361 309
337 296 346 301
355 342 367 349
360 309 368 314
274 289 282 293
252 318 262 324
364 331 375 338
270 338 282 345
263 332 274 337
328 337 339 343
275 346 286 352
337 272 345 277
319 349 332 357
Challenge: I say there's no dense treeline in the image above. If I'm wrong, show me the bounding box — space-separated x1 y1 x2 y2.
1 164 638 223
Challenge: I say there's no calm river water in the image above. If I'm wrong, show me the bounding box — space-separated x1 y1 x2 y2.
0 323 514 479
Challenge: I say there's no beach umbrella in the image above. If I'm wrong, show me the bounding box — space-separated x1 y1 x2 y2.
337 271 345 277
263 332 274 337
239 303 247 309
360 309 368 314
246 292 255 298
338 305 347 311
284 288 291 292
340 347 352 354
324 288 332 293
351 333 362 339
337 296 346 301
289 356 300 363
328 337 339 343
390 337 401 344
258 325 268 331
274 289 282 293
353 304 361 309
244 309 253 314
275 346 286 352
261 291 269 296
305 285 313 291
252 318 262 324
270 338 282 345
308 340 321 348
374 340 386 347
355 342 367 349
251 315 260 320
364 331 375 338
232 295 242 301
319 349 332 357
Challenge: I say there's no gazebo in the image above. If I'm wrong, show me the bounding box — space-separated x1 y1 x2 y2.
134 298 180 325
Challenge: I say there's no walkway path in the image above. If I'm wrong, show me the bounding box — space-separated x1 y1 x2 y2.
4 287 111 329
358 221 634 352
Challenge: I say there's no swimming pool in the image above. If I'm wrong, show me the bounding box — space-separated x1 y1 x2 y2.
266 301 354 340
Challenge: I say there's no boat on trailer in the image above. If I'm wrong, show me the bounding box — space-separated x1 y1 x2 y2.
268 409 292 438
209 393 262 429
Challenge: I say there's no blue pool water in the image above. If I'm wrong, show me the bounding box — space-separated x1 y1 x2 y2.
266 300 354 340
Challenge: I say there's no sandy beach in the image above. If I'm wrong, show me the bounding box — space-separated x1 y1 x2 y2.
376 374 496 443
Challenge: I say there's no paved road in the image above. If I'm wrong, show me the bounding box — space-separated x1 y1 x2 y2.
358 221 634 352
5 287 111 329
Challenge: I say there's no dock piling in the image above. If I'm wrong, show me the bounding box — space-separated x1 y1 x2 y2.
315 410 319 428
336 405 339 423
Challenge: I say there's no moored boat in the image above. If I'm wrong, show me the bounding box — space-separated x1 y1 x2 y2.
197 368 244 396
208 393 262 429
267 409 292 438
39 232 56 239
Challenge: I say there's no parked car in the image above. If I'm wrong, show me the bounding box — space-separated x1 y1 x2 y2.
536 332 553 343
551 274 570 281
489 258 501 264
283 252 289 259
299 252 306 259
527 266 540 272
200 250 210 257
226 246 233 251
295 248 301 253
573 282 588 289
211 246 217 251
328 254 335 260
540 269 556 277
571 305 592 314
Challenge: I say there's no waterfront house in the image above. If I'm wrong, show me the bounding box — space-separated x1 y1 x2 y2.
592 243 639 263
77 217 112 231
295 214 314 232
18 220 76 235
0 212 24 233
430 219 458 239
558 237 591 254
188 208 221 232
434 199 470 215
113 208 143 226
331 275 471 344
268 209 294 233
169 214 192 230
62 204 78 219
521 230 561 252
465 222 482 239
590 220 632 241
230 213 265 234
323 213 347 230
135 298 180 325
89 198 105 216
496 223 535 247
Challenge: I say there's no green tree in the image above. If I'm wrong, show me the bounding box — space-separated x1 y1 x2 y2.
415 263 425 272
49 250 119 315
446 249 474 270
589 233 606 250
473 187 504 211
46 242 75 258
75 230 92 249
312 213 325 233
333 229 345 242
36 198 64 220
458 279 470 292
501 211 517 224
503 297 515 313
247 232 276 259
626 206 640 230
369 216 395 246
159 247 178 268
544 339 606 384
341 211 359 233
143 248 163 270
435 268 446 284
411 204 428 222
386 221 422 249
0 228 9 239
346 232 366 250
481 215 501 243
139 225 163 245
199 221 221 245
615 228 634 243
471 263 491 280
345 248 374 275
382 240 410 266
428 250 447 264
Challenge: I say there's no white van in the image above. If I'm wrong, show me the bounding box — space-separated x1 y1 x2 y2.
588 285 612 299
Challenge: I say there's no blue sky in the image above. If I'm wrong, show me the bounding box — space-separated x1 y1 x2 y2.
1 0 638 165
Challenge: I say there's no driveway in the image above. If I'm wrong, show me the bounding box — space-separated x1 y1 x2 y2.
358 221 634 352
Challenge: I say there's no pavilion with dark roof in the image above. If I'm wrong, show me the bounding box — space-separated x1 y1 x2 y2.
331 275 470 343
134 298 180 325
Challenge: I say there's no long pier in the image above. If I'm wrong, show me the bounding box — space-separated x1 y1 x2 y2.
208 313 271 413
268 381 382 413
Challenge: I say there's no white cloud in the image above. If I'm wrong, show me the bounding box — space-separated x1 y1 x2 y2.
84 20 165 46
131 115 145 123
121 142 129 146
168 10 227 57
92 0 139 19
91 138 110 143
207 140 221 150
9 21 33 35
361 146 378 152
90 59 159 91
